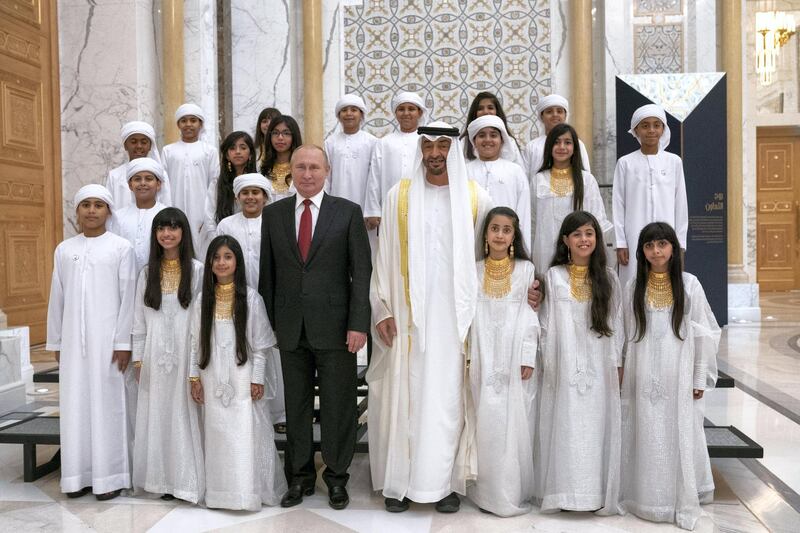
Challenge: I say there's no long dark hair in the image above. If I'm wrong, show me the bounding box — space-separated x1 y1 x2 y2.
540 123 585 210
632 222 685 342
481 206 531 260
551 211 614 337
460 91 519 160
216 131 256 223
254 107 281 160
144 207 195 310
198 235 249 369
260 115 303 185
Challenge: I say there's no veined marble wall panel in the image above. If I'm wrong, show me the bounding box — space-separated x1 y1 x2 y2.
230 0 294 135
184 0 219 145
58 0 161 237
549 0 571 99
342 0 551 144
322 0 344 139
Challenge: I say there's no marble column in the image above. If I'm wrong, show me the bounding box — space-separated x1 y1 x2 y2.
162 0 185 145
302 0 324 145
722 0 745 281
184 0 219 144
58 0 161 237
570 0 593 162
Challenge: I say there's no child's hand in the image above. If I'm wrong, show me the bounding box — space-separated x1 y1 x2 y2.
191 380 204 404
251 383 264 401
135 366 141 383
693 389 704 400
521 366 533 380
616 248 629 266
112 350 131 373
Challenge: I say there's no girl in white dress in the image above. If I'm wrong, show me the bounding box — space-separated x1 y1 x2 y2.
620 222 719 530
260 115 301 202
202 132 257 251
189 235 287 510
132 207 204 502
531 123 610 272
254 107 281 168
536 210 622 514
467 207 539 517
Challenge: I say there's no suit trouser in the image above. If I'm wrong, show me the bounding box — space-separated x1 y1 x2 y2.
280 332 357 489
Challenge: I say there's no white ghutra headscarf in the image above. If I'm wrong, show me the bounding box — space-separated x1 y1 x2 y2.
406 121 478 350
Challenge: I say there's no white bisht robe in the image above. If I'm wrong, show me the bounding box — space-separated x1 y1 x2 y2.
106 165 172 211
162 140 220 258
467 259 539 517
109 202 167 272
215 212 286 424
612 150 688 286
466 158 532 254
522 135 591 182
46 232 136 494
132 260 205 502
531 170 612 271
367 176 492 502
535 265 622 513
189 288 286 510
363 131 419 218
620 273 719 530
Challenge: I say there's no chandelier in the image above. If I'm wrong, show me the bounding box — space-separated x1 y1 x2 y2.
755 10 796 86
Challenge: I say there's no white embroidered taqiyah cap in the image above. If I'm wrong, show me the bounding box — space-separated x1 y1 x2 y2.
628 103 671 151
233 173 271 196
467 115 517 161
119 121 163 164
335 94 368 118
392 91 428 117
126 157 166 182
535 94 569 117
74 184 113 210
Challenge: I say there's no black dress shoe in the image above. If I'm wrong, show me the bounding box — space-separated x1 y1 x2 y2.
160 493 175 501
65 486 91 499
384 497 410 513
95 489 121 501
328 485 349 510
435 492 460 513
281 483 314 508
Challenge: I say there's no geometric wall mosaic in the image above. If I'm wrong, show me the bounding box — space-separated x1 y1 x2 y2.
343 0 551 144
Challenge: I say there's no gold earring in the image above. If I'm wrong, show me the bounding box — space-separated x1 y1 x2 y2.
568 248 572 263
226 160 232 172
484 239 489 255
509 244 514 257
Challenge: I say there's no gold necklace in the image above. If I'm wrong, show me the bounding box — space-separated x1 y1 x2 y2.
160 258 181 293
214 282 235 319
568 264 591 302
550 167 574 197
483 256 513 298
647 271 673 309
269 162 292 193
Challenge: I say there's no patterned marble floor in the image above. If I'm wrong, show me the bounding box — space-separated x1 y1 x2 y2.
4 292 800 532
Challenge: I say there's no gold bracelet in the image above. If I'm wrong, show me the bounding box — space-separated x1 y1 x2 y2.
188 376 200 383
132 361 142 368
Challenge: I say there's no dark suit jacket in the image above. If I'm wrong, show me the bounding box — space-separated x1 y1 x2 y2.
259 192 372 352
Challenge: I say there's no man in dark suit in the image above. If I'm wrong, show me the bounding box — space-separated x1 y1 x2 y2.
259 144 372 510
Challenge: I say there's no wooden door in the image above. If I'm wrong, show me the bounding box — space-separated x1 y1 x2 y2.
757 127 800 291
0 1 63 343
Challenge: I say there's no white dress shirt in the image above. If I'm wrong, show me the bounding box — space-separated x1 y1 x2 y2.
294 189 325 240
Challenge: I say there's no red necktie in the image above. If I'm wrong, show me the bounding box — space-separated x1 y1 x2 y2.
298 198 312 261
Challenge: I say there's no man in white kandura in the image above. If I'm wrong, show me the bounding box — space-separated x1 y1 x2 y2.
47 184 137 501
363 91 427 233
367 122 492 514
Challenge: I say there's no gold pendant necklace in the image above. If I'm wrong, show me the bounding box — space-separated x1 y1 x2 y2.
568 264 591 302
214 282 235 319
550 167 574 197
647 271 673 309
269 162 291 193
160 258 181 293
483 256 513 298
